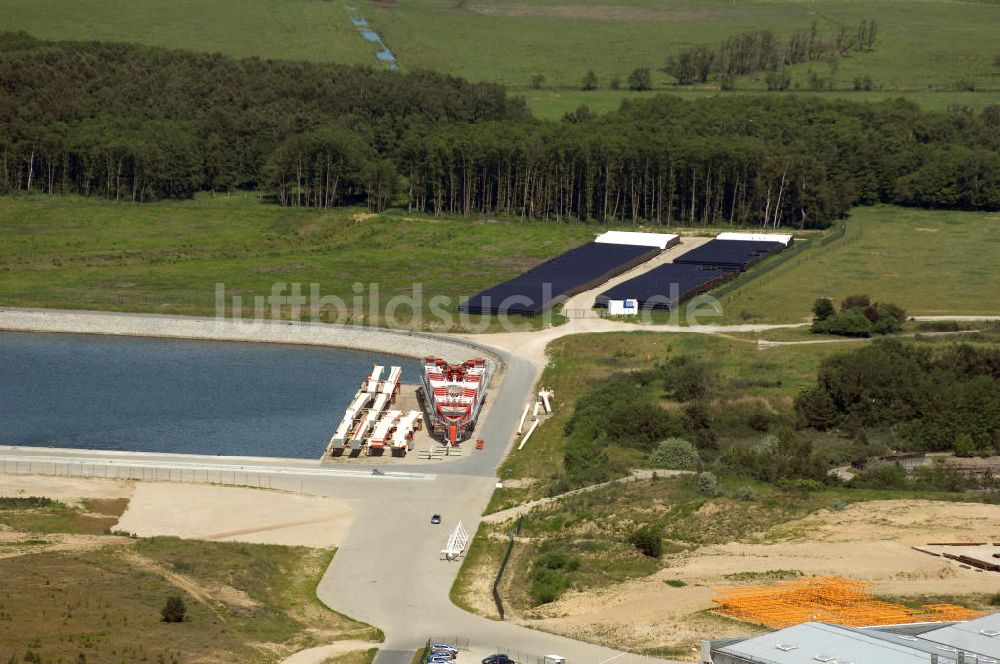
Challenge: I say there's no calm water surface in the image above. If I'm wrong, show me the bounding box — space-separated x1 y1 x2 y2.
0 331 421 458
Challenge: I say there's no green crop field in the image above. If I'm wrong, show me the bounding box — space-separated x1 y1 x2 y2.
3 0 998 119
0 193 594 329
721 206 1000 323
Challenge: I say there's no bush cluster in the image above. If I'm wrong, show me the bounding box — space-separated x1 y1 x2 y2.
811 295 906 337
796 340 1000 453
628 525 664 558
648 438 701 470
529 549 580 605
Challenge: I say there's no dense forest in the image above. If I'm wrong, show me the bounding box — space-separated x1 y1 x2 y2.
1 32 999 226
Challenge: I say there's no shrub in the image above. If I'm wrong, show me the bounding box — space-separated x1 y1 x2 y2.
628 524 663 558
812 297 835 321
628 67 652 91
765 69 791 91
161 594 187 623
529 568 570 605
850 459 908 489
660 356 714 401
581 70 598 91
795 386 840 430
776 478 823 492
531 74 545 89
649 438 700 470
812 309 874 337
954 433 977 457
720 432 827 483
733 485 757 501
665 579 687 587
534 549 580 573
529 549 579 605
841 294 871 310
697 471 721 496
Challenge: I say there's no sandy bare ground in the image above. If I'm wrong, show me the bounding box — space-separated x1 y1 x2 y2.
279 640 378 664
520 500 1000 655
0 475 134 505
115 483 354 547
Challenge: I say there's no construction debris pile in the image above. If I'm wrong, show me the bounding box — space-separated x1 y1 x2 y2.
916 542 1000 572
713 576 979 629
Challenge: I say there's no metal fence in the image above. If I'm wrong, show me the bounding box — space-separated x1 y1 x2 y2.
493 516 523 620
714 222 860 303
0 457 292 490
492 648 663 664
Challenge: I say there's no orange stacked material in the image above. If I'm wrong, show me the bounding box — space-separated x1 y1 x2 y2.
713 576 980 628
921 604 982 622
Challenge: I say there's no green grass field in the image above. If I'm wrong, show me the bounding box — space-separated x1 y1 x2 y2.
0 193 594 329
0 0 376 64
2 0 998 118
369 0 1000 90
721 206 1000 323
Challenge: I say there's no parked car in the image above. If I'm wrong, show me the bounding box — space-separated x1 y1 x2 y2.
429 651 456 661
431 513 442 524
432 644 458 656
427 657 451 664
482 655 515 664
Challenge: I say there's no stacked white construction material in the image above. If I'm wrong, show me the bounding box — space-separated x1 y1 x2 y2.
381 366 401 396
594 230 680 250
367 410 401 452
365 365 384 393
715 231 794 246
330 390 374 451
350 364 403 450
391 410 423 453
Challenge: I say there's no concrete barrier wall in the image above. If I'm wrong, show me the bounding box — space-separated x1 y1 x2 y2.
0 308 502 367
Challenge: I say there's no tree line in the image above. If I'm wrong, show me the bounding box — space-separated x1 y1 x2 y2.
1 32 999 224
665 20 878 85
400 96 1000 227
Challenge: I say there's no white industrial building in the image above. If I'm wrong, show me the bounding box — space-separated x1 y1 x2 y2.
704 612 1000 663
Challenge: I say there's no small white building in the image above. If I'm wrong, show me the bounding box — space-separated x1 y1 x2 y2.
606 299 639 316
715 231 794 246
594 230 680 250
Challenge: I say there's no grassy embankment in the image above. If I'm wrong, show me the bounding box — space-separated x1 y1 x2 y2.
0 193 595 330
718 205 1000 323
0 496 379 663
2 0 998 118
